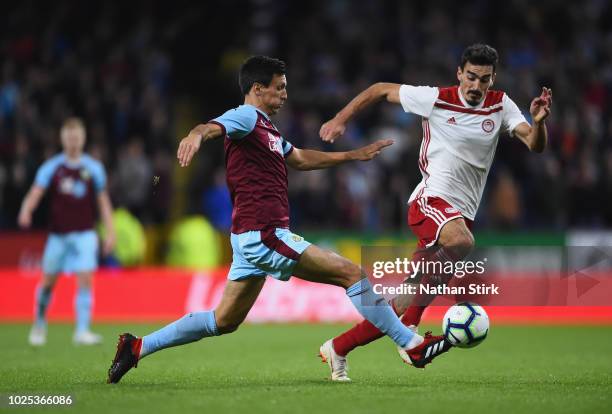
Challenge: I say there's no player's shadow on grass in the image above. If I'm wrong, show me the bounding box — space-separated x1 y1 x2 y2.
108 378 348 389
104 376 429 389
89 373 612 389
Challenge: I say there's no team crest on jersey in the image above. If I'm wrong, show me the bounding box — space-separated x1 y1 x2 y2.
481 119 495 133
291 234 304 243
80 169 90 181
59 177 87 198
268 132 283 155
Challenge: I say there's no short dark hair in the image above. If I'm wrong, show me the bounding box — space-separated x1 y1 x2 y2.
238 56 286 95
460 44 499 71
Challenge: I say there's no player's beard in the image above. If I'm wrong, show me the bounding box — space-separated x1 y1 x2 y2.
466 91 482 106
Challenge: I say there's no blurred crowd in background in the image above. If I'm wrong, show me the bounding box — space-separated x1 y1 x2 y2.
1 0 612 236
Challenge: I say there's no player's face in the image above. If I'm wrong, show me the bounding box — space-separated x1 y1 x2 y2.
457 63 495 106
61 127 86 155
260 74 287 115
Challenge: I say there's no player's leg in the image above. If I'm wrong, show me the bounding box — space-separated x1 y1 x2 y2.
214 277 267 334
292 244 425 380
401 217 474 326
107 232 270 383
70 230 102 345
107 277 265 384
29 234 65 346
139 276 266 359
72 271 103 344
35 273 60 325
29 273 60 346
231 227 423 378
324 296 407 363
292 244 424 351
327 198 473 367
330 220 473 357
394 217 474 368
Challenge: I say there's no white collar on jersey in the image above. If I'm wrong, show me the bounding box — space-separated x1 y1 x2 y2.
457 86 486 109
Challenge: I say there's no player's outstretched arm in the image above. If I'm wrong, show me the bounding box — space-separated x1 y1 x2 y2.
513 87 552 153
320 83 402 143
286 139 394 171
97 190 116 256
17 185 45 229
177 123 224 167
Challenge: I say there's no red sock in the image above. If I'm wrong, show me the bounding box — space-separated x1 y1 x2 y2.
332 246 459 357
332 320 383 357
401 305 427 326
132 338 142 360
332 301 403 357
400 271 451 326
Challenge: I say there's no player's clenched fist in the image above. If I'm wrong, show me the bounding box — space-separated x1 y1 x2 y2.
177 133 203 167
320 117 346 143
350 139 394 161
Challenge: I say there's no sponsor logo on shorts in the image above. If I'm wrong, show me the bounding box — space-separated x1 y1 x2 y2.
445 207 459 214
481 119 495 133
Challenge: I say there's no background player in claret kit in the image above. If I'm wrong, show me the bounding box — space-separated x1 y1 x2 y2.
106 56 447 384
18 118 116 346
318 44 552 381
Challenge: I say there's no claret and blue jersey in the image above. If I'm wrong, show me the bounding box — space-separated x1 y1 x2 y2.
210 104 310 281
34 153 107 275
35 153 107 234
210 104 294 234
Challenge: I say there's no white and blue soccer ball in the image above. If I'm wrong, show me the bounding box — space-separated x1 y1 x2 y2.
442 302 489 348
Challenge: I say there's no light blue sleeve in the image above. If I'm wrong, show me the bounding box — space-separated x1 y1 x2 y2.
211 105 258 139
281 137 294 158
34 155 64 189
82 155 107 192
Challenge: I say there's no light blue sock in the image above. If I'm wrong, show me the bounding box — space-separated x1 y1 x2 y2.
35 286 52 327
346 278 416 348
75 287 93 333
140 311 219 359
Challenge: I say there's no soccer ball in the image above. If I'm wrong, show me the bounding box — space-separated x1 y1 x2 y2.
442 302 489 348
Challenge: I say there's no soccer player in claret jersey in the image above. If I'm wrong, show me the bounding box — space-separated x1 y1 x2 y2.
107 56 445 384
318 44 552 380
18 118 116 346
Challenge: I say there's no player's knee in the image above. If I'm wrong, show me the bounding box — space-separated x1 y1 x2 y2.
337 260 363 288
216 321 241 335
77 277 92 289
444 231 474 259
391 295 411 315
215 314 245 335
218 324 239 335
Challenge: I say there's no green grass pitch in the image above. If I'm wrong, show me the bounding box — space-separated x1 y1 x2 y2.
1 323 611 414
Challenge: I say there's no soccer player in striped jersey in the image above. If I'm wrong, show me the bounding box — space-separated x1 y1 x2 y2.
107 56 446 384
318 44 551 380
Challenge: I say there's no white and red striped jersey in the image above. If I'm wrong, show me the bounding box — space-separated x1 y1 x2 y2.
399 85 527 220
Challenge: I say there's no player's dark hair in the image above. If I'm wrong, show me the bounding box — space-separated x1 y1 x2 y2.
460 44 499 71
239 56 286 95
